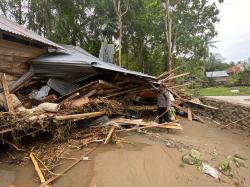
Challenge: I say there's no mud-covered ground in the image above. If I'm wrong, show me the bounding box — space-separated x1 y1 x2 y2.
1 119 250 187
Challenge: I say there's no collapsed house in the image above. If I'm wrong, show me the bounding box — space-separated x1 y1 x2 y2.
0 15 216 148
0 16 221 186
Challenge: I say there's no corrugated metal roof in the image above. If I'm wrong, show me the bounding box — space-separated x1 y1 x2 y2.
30 45 155 81
206 71 229 78
0 15 63 49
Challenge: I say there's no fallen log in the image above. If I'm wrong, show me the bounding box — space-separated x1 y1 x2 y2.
54 111 106 121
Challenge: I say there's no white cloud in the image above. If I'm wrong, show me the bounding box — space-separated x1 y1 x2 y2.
211 0 250 62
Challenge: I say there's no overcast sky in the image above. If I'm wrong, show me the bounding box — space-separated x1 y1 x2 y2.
211 0 250 62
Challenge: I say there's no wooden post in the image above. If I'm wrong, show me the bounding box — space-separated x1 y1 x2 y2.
1 73 15 114
187 107 192 121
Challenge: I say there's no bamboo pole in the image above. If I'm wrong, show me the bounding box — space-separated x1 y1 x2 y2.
30 152 49 187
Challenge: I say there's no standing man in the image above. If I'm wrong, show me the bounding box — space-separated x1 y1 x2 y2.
150 83 171 123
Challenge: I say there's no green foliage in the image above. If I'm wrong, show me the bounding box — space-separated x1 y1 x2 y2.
218 159 232 172
205 53 230 72
197 86 250 96
0 0 223 76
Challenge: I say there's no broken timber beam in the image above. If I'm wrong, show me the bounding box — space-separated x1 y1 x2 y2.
187 107 192 121
112 118 182 130
10 66 34 93
116 122 182 132
1 73 15 114
157 66 181 80
104 126 115 144
54 111 106 121
163 72 190 82
126 105 157 111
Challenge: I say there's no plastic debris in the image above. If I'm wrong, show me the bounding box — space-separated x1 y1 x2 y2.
202 163 220 179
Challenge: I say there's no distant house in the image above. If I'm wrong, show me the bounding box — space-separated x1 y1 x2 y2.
206 71 229 84
227 64 243 75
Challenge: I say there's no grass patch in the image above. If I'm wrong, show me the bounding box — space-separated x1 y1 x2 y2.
193 86 250 96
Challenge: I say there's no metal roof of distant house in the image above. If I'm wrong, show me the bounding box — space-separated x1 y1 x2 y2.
206 71 229 78
0 15 63 49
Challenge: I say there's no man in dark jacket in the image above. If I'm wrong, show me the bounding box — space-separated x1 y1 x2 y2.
150 83 171 123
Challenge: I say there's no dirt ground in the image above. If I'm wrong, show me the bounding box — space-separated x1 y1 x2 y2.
1 119 250 187
205 96 250 107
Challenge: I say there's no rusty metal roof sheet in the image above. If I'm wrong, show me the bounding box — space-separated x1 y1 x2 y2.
0 15 63 49
30 45 155 81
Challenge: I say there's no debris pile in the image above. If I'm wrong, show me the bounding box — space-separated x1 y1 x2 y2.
0 60 219 146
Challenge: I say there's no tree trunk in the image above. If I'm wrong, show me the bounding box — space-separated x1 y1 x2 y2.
164 0 172 72
113 0 129 67
118 17 122 67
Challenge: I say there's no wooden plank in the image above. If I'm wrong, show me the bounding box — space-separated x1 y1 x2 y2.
187 107 192 121
112 118 182 129
172 103 188 113
116 80 130 86
163 72 190 82
160 73 175 82
116 122 182 132
0 39 47 58
30 152 49 187
181 98 219 110
55 81 98 103
104 126 115 144
126 105 157 111
192 113 205 123
9 66 34 93
157 66 181 80
1 73 15 114
104 87 139 98
98 80 120 89
59 92 80 105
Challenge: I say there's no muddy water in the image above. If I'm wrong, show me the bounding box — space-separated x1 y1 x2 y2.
1 120 250 187
0 163 37 187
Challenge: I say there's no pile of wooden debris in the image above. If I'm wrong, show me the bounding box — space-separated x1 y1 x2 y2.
0 66 217 145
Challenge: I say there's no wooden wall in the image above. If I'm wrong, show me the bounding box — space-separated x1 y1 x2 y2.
0 38 47 76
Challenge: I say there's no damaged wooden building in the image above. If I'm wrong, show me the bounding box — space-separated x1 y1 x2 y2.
0 15 63 93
